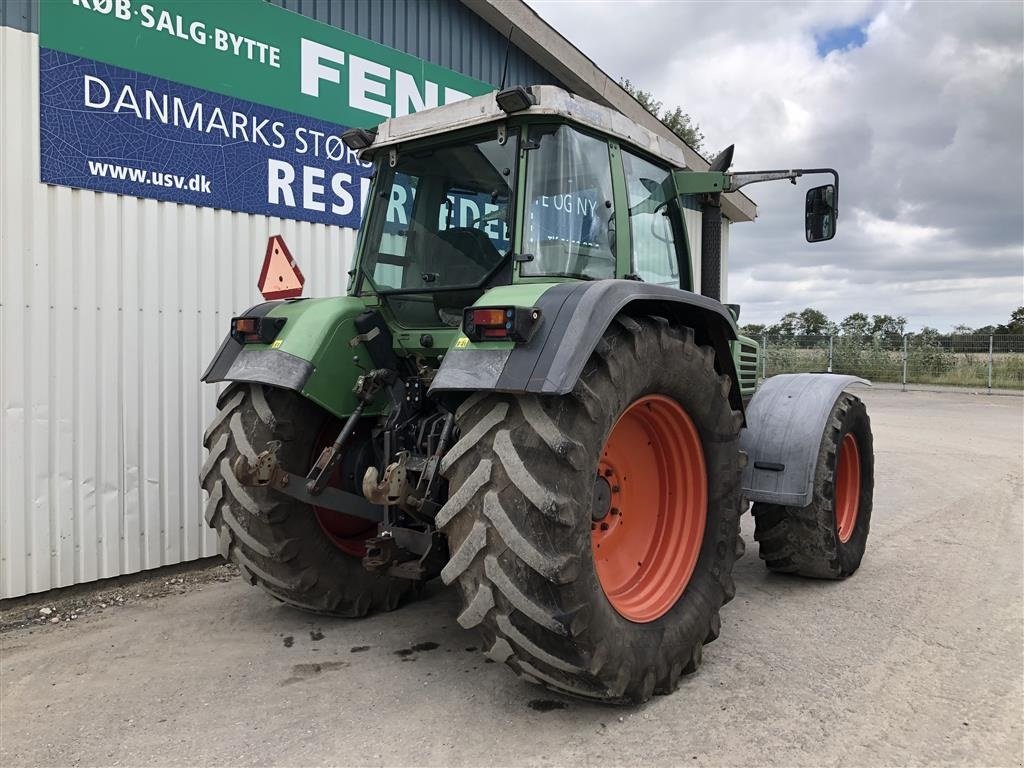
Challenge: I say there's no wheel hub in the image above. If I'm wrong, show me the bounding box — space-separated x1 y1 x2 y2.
591 475 612 521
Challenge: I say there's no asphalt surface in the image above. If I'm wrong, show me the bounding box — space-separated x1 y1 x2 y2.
2 389 1022 767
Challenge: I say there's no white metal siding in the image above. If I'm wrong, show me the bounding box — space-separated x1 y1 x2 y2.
0 26 356 598
720 218 730 303
682 206 703 294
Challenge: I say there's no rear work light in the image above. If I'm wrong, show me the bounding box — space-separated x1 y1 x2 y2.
230 316 286 344
496 86 536 114
341 127 377 151
462 306 542 343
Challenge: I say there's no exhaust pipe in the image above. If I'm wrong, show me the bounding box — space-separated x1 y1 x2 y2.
700 194 722 302
700 145 734 303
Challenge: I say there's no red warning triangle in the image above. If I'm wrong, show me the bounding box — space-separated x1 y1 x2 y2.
258 235 305 300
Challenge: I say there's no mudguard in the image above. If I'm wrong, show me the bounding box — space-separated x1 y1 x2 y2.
740 373 869 507
201 296 383 418
202 300 292 384
429 280 746 414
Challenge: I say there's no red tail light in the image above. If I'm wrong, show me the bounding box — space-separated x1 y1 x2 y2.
231 316 286 344
471 308 508 327
462 306 541 343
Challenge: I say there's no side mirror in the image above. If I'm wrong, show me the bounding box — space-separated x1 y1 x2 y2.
805 184 837 242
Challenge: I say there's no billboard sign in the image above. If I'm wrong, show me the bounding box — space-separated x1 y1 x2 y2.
39 0 493 227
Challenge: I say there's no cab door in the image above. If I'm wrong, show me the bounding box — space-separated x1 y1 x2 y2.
620 149 693 290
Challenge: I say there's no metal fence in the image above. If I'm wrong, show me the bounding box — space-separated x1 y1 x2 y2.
747 334 1024 392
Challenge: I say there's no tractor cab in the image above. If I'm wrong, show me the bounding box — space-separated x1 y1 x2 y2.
345 85 838 330
346 87 701 328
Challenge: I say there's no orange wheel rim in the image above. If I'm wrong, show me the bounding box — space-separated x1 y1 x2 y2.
835 433 861 544
310 422 375 558
591 395 706 624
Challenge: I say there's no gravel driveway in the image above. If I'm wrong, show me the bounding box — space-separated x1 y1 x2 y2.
2 389 1021 767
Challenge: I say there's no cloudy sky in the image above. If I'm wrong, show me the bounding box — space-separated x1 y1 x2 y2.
528 0 1024 331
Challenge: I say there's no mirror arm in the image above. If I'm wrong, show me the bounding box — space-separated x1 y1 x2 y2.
724 170 803 189
723 168 839 214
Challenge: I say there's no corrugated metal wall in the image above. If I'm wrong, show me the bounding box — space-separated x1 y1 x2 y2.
0 0 36 32
0 1 564 599
270 0 560 89
1 0 560 91
0 26 359 598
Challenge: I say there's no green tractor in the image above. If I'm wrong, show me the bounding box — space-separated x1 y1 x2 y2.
201 85 873 704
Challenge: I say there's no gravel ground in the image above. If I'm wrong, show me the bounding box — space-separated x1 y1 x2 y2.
1 388 1021 767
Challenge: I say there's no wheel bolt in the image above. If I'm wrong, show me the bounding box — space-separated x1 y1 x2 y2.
600 522 609 531
610 507 619 516
603 468 613 477
611 485 620 493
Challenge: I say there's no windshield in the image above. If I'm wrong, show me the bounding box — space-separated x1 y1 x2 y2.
359 132 517 295
521 124 616 280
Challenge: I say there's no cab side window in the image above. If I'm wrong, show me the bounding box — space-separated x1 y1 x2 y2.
622 151 681 286
522 125 616 280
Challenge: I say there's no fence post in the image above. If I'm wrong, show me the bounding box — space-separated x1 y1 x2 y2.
988 335 994 394
827 334 834 373
902 334 908 392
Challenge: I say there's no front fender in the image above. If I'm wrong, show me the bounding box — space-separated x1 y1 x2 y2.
740 373 870 507
429 280 746 414
201 296 381 418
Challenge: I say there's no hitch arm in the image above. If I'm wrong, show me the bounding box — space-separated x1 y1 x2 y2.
306 368 391 495
306 400 367 494
233 451 384 523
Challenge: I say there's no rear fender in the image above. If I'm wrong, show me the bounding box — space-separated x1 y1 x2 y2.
201 296 383 418
429 280 746 415
740 373 869 507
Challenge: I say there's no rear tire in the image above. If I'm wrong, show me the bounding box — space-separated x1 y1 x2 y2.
200 383 416 616
438 316 744 703
752 392 873 578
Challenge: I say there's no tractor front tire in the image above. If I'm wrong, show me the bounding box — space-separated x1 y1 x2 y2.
438 316 744 704
752 392 874 578
200 383 416 616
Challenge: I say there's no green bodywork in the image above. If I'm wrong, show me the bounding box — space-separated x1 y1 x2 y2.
217 114 768 419
249 282 565 419
731 333 761 402
246 296 387 418
250 281 760 419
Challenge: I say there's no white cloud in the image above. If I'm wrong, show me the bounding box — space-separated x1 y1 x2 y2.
854 208 951 249
528 0 1024 331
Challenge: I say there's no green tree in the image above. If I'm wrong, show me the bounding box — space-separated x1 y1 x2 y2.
1011 307 1024 332
840 312 870 338
619 79 705 153
994 306 1024 334
768 311 800 338
740 323 766 337
869 314 907 343
797 307 834 336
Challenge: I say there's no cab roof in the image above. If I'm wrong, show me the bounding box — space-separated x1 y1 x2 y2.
363 85 690 170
